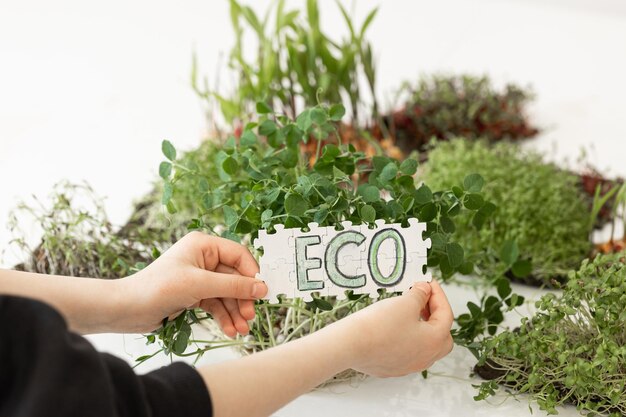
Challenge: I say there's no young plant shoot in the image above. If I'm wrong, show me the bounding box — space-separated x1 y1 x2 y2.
382 75 538 154
193 0 379 126
422 139 593 286
8 181 152 279
475 253 626 416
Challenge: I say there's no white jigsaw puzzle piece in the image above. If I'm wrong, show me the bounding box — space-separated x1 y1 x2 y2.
253 218 432 303
254 225 298 303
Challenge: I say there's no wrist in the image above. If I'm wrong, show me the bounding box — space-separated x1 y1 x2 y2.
74 277 130 333
99 275 147 333
313 318 360 373
103 277 131 331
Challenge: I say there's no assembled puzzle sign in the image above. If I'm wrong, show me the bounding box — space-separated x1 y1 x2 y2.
254 218 432 303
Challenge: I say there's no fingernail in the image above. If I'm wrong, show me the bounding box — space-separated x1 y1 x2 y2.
252 281 266 299
413 282 431 292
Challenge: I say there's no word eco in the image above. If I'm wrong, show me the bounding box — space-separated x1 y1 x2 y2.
253 219 432 303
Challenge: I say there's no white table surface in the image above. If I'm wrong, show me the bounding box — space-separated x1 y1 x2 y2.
86 282 583 417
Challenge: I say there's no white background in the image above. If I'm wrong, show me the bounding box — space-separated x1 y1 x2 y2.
1 0 625 415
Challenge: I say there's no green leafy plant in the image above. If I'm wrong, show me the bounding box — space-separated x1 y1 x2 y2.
474 252 626 416
119 140 253 247
379 75 538 154
8 181 152 278
143 103 516 368
162 103 484 275
594 181 626 255
579 169 624 229
422 139 593 286
192 0 378 126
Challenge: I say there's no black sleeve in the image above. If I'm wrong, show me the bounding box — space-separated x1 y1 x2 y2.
0 295 212 417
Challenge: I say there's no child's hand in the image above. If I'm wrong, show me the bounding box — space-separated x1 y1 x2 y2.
120 232 267 336
333 280 454 377
198 280 454 417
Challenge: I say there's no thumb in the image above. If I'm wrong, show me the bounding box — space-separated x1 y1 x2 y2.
404 282 432 308
195 270 268 300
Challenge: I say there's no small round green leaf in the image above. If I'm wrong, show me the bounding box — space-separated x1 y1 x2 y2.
380 162 398 181
359 184 380 203
463 193 485 210
261 209 273 223
440 216 456 233
399 158 418 175
446 242 464 268
329 104 346 121
162 140 177 161
173 325 190 354
256 101 272 114
234 219 253 234
472 211 487 229
419 202 437 222
159 161 172 179
414 185 433 204
310 107 328 124
259 120 277 136
458 261 474 275
296 109 313 132
463 173 485 192
496 278 512 299
361 204 376 223
472 201 496 228
166 200 178 214
447 201 461 217
511 259 532 278
372 156 390 173
500 240 519 265
222 157 239 175
223 206 239 227
321 144 341 162
439 257 454 275
162 182 173 205
313 297 333 311
279 148 298 168
467 302 482 318
240 130 258 147
198 178 209 193
479 201 496 216
313 208 329 224
285 193 308 217
430 232 446 249
427 254 440 267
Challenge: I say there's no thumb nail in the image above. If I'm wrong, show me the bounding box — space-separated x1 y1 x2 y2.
251 281 267 299
413 282 431 294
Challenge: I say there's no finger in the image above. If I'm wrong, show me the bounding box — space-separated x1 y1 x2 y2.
441 334 454 356
194 269 268 300
426 280 454 328
238 299 256 320
193 233 260 277
403 282 432 311
215 264 236 274
201 299 237 338
214 264 257 321
432 333 454 362
223 298 250 335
